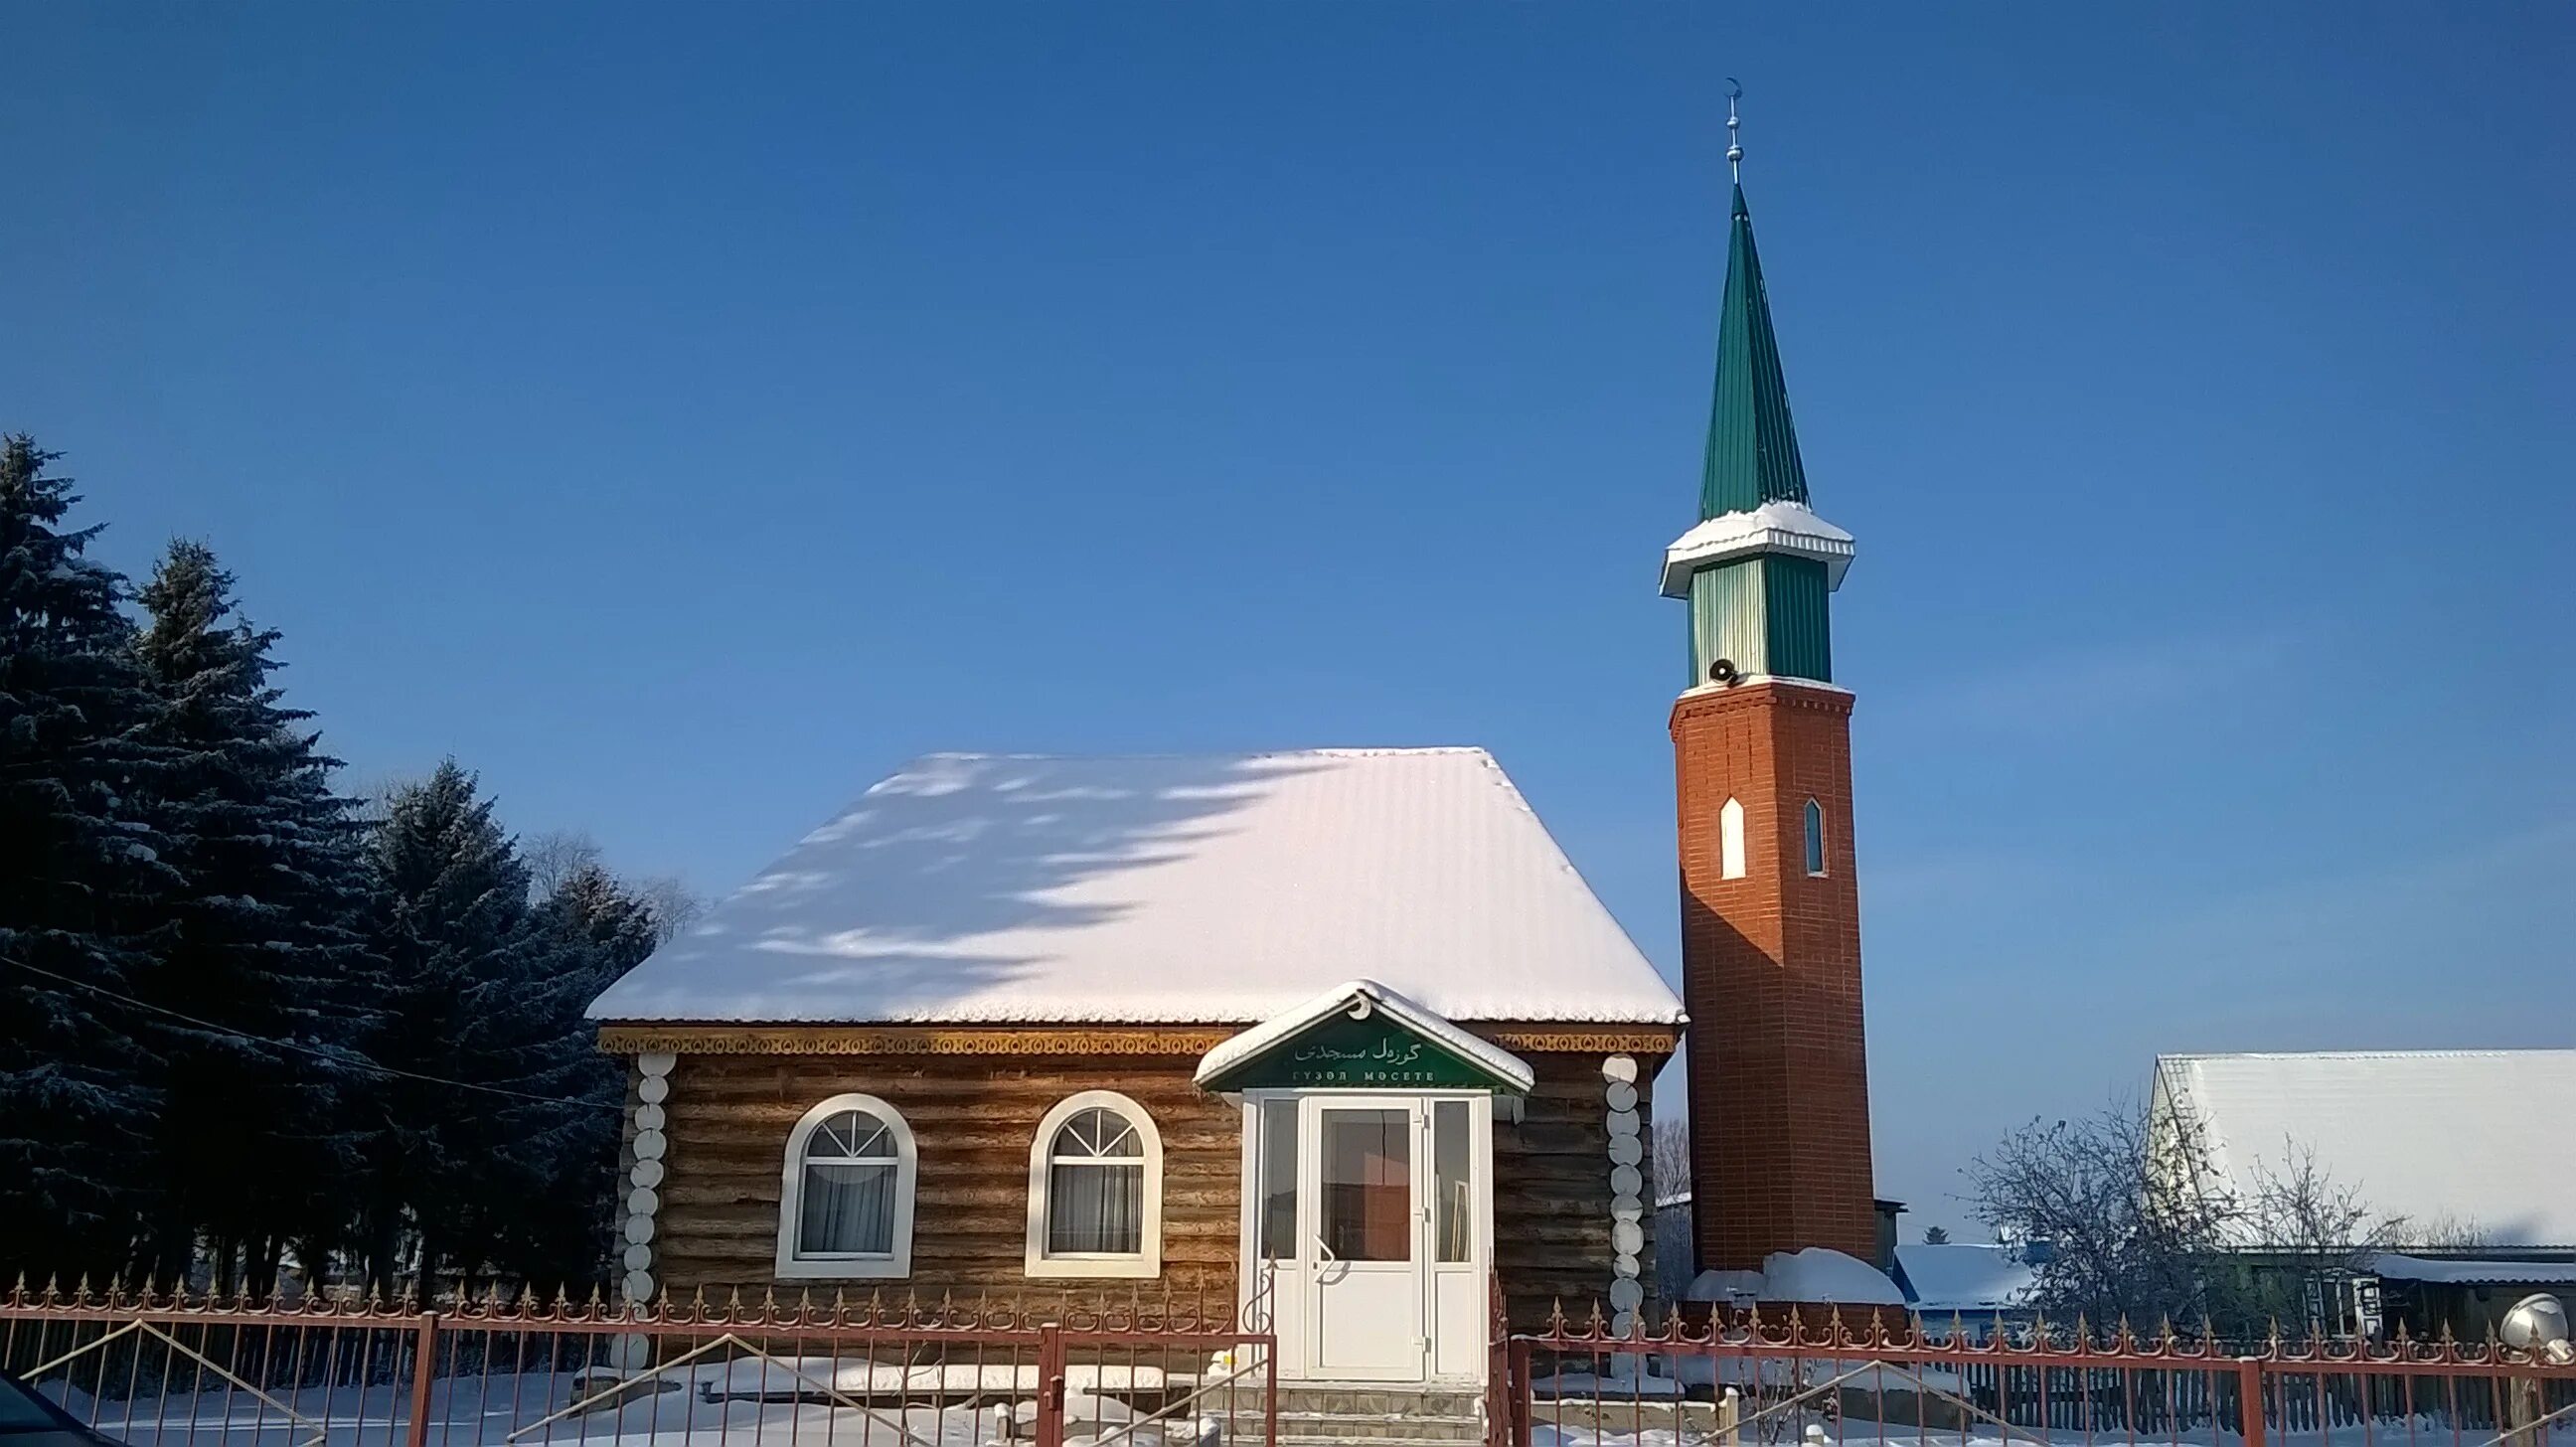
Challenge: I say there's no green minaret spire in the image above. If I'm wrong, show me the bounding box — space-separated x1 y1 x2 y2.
1698 181 1811 519
1662 92 1850 687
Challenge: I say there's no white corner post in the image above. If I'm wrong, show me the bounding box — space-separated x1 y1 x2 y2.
1603 1054 1647 1335
622 1051 676 1307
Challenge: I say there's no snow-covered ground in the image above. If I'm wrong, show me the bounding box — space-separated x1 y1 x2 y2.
40 1365 1248 1447
1534 1400 2565 1441
1530 1425 2574 1447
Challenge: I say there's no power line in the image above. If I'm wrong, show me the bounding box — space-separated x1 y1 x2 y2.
1 956 622 1113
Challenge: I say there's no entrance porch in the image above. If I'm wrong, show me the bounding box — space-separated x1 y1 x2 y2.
1196 981 1534 1389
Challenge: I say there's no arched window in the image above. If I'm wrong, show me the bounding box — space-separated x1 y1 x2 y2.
1718 797 1747 880
1026 1090 1163 1278
775 1093 916 1279
1803 798 1828 877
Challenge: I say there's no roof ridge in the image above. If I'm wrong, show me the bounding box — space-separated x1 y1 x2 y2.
909 745 1495 762
2165 1047 2576 1062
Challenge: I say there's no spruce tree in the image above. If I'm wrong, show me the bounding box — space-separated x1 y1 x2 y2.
359 763 611 1294
507 861 665 1291
0 436 178 1279
129 540 379 1291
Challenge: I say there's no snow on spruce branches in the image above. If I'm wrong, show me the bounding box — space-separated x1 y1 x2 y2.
0 435 689 1298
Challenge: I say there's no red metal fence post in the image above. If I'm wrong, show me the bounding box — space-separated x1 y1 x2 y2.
1034 1324 1066 1447
1263 1333 1279 1447
405 1312 440 1447
1508 1338 1532 1447
2239 1358 2267 1447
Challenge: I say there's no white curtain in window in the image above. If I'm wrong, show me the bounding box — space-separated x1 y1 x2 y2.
800 1162 896 1254
1046 1106 1146 1254
796 1107 899 1255
1046 1163 1144 1253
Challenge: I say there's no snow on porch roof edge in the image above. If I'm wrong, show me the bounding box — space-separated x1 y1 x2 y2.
1194 980 1536 1094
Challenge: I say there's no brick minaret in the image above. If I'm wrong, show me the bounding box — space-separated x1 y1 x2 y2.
1662 162 1878 1275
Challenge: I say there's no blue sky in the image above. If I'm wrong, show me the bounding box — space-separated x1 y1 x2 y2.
6 5 2569 1235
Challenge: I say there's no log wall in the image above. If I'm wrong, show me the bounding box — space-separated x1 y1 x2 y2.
654 1051 1239 1306
1494 1052 1652 1330
645 1042 1669 1324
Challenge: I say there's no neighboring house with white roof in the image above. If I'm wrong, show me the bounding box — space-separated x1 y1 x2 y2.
1890 1243 2040 1339
2149 1049 2576 1338
587 747 1685 1389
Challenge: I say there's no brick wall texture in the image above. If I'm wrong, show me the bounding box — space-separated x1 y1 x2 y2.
1671 680 1878 1274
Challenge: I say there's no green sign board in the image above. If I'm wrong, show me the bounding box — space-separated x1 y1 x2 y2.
1203 1010 1513 1092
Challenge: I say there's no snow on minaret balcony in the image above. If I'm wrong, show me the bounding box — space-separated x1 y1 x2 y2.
1659 499 1855 599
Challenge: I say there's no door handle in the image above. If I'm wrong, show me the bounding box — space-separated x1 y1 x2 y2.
1313 1232 1338 1264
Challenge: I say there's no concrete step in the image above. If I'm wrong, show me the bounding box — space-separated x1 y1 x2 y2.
1270 1388 1483 1417
1270 1410 1486 1445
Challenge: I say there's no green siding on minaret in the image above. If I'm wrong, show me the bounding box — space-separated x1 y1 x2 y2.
1682 181 1835 685
1688 556 1833 685
1698 184 1810 520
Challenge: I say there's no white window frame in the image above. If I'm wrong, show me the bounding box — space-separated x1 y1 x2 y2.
1718 797 1747 880
1804 797 1829 877
1025 1089 1163 1279
775 1092 917 1280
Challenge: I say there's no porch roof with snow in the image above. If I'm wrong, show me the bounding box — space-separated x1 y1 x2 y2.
588 748 1684 1029
1194 980 1536 1094
2151 1049 2576 1251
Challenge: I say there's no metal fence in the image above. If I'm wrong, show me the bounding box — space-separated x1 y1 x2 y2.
1500 1306 2576 1447
0 1280 1275 1447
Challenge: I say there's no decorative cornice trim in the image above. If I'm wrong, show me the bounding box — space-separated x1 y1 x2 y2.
1481 1027 1685 1054
596 1021 1685 1059
1671 679 1855 727
594 1026 1231 1056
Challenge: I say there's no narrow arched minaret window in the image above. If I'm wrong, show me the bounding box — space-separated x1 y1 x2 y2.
1719 797 1747 880
1803 798 1827 877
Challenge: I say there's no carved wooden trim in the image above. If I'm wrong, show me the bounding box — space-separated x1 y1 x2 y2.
595 1025 1233 1056
595 1021 1684 1059
1480 1027 1685 1054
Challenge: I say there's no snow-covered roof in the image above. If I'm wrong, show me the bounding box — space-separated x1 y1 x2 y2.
1193 980 1536 1093
1685 1248 1905 1307
1660 501 1855 598
2364 1253 2576 1286
1894 1244 2038 1314
2152 1050 2576 1251
589 748 1684 1028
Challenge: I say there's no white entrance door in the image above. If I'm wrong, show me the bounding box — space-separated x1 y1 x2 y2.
1303 1097 1424 1381
1242 1092 1491 1384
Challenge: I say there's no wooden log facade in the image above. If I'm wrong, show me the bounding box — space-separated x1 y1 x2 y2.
649 1048 1241 1303
625 1027 1672 1327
